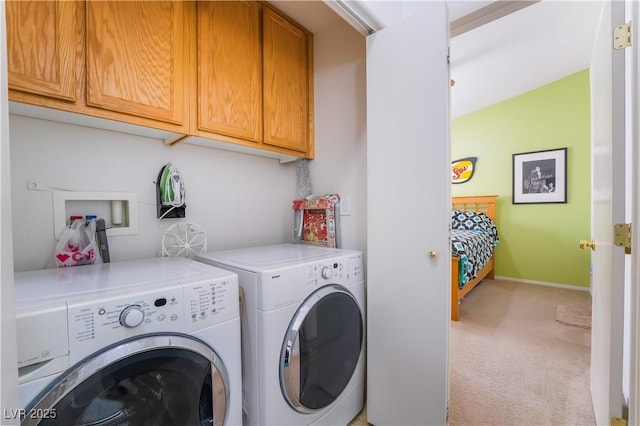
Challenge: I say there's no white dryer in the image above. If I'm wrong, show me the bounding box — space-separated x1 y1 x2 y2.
14 257 242 426
195 244 365 426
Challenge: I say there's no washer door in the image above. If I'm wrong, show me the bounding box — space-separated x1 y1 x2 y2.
280 284 363 413
23 334 229 426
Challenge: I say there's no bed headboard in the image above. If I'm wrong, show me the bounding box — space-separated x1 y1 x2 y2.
452 195 498 221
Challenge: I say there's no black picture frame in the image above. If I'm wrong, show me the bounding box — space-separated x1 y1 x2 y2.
512 148 567 204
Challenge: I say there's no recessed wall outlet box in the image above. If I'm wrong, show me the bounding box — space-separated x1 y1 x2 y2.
341 196 352 216
53 192 138 238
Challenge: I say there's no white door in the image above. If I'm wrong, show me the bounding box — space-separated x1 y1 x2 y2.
589 0 627 424
366 3 450 425
0 1 19 420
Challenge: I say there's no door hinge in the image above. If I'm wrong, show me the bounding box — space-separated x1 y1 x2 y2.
614 223 632 254
611 417 627 426
614 21 632 50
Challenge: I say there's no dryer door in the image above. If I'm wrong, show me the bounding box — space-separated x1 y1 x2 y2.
280 284 363 413
23 334 229 426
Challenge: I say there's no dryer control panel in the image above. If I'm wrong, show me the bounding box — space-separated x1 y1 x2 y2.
260 252 364 311
305 253 363 287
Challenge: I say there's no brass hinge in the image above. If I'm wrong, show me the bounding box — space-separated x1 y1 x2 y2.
611 417 627 426
614 21 632 50
614 223 632 254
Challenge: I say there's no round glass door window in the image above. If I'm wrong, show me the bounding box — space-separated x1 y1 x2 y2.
280 285 363 413
24 335 228 426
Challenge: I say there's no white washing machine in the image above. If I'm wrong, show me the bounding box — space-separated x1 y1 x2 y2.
195 244 365 426
14 257 242 426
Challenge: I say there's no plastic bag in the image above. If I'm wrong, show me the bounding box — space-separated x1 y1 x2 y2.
53 219 103 268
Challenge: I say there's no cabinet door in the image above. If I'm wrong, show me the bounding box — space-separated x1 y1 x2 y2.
86 1 186 125
197 1 261 142
262 7 311 154
6 0 77 101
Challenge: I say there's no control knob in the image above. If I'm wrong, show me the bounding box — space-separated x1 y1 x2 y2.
119 305 145 328
321 266 333 279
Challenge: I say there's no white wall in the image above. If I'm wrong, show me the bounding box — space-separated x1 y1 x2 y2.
310 18 367 253
10 116 298 272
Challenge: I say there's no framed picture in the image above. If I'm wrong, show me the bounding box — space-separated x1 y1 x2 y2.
512 148 567 204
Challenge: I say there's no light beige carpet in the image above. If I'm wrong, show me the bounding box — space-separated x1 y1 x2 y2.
556 301 592 330
448 279 595 426
350 279 595 426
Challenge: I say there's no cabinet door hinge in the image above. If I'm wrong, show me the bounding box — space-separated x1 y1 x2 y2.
614 21 632 50
614 223 632 254
611 417 627 426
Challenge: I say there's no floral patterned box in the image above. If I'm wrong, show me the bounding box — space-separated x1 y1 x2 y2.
292 194 340 248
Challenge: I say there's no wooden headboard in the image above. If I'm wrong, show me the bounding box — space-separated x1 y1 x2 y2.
452 195 498 221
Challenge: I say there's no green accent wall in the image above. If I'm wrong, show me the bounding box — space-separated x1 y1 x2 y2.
452 69 591 287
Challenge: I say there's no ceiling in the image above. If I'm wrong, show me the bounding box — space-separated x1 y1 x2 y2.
272 0 604 118
449 0 603 117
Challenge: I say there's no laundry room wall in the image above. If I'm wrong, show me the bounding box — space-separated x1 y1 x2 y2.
9 115 298 272
310 18 367 253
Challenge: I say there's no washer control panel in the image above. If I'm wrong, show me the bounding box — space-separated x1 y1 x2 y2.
66 275 238 362
67 285 183 356
183 277 237 333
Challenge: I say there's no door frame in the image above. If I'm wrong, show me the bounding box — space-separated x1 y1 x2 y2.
629 0 639 423
0 2 19 421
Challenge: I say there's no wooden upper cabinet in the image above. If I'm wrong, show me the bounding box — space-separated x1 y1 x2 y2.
6 1 78 101
262 7 312 154
196 1 261 142
86 1 187 125
6 1 313 158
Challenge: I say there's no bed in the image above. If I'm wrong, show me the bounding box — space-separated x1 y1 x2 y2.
451 195 499 321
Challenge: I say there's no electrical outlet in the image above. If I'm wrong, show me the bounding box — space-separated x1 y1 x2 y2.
27 181 50 191
341 196 352 216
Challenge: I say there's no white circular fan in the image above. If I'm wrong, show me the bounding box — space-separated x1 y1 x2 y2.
162 222 207 257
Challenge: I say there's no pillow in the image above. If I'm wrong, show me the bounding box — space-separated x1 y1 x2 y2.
451 209 464 225
451 210 499 245
451 210 492 230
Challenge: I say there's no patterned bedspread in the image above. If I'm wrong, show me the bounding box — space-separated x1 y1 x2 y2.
451 210 500 288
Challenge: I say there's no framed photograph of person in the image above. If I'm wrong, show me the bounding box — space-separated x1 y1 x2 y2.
512 148 567 204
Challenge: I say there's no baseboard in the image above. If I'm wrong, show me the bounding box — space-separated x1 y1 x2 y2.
494 275 590 291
